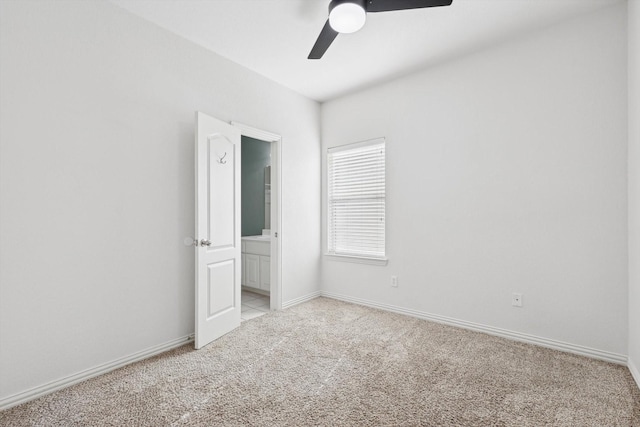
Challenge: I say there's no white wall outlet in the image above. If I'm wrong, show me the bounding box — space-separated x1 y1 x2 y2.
512 293 523 307
391 275 398 287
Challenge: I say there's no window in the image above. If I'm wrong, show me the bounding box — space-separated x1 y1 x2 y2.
327 138 386 261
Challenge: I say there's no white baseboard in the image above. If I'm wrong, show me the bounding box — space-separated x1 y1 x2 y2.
629 357 640 390
320 291 627 365
3 295 633 411
282 290 321 309
0 334 193 411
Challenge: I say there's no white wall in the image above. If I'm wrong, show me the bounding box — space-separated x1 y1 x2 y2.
629 0 640 384
321 4 628 357
0 0 321 401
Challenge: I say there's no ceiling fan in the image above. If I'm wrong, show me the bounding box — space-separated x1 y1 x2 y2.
308 0 453 59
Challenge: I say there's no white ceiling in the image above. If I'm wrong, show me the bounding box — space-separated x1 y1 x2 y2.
110 0 622 102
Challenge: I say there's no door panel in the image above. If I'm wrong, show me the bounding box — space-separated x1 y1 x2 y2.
207 260 236 317
195 112 241 350
207 136 236 249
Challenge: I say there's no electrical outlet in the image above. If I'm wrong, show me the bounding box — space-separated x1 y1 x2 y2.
391 276 398 287
512 293 523 307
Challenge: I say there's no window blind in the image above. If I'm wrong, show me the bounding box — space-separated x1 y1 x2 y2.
328 138 385 258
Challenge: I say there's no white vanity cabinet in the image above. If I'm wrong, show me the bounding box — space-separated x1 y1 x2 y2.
259 256 270 290
241 237 270 292
244 254 260 288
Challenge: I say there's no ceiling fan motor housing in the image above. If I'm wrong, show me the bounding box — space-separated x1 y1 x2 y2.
329 0 367 34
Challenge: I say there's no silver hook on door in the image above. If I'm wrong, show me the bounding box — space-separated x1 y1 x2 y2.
217 152 227 164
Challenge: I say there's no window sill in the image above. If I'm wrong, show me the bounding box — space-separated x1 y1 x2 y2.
324 254 388 266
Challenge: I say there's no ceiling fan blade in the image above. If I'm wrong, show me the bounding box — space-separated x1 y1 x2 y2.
365 0 452 13
308 20 339 59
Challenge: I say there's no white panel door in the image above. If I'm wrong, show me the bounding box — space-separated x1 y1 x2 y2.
195 112 241 350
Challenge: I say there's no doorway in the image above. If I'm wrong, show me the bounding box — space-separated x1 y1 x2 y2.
233 122 282 316
240 136 271 321
193 114 282 349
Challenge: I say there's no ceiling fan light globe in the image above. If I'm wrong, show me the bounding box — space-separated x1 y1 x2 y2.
329 2 366 34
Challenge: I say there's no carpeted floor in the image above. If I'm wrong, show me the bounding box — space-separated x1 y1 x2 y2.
1 297 639 426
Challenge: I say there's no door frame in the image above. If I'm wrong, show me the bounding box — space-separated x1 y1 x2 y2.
231 121 283 310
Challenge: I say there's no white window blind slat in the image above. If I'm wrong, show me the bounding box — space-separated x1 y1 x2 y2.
328 138 385 259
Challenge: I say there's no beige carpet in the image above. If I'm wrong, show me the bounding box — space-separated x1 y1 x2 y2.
1 297 639 426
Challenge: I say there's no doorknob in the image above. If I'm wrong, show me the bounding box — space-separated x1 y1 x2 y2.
200 239 212 247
